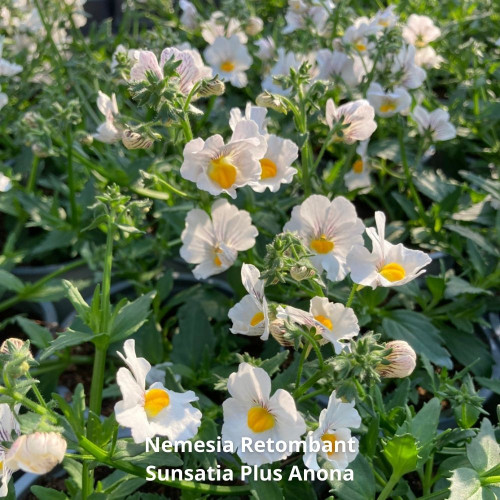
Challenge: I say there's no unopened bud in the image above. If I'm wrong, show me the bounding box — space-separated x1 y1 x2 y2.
245 16 264 36
376 341 416 378
79 133 94 146
121 130 153 150
31 144 50 158
0 338 27 354
269 318 294 347
256 92 288 113
290 265 315 281
1 338 33 378
197 78 225 97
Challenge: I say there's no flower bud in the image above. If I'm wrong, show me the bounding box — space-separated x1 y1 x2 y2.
1 338 33 378
376 341 416 378
121 130 153 150
31 144 50 158
290 265 315 281
197 78 225 97
79 133 94 146
0 338 28 354
245 16 264 36
269 318 294 347
256 92 288 113
6 432 67 474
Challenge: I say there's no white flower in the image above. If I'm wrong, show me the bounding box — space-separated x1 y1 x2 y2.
342 17 377 54
325 99 377 144
180 120 266 197
392 44 426 89
262 48 301 95
315 49 359 86
6 432 66 475
283 0 334 35
309 297 359 353
130 47 210 94
228 264 269 340
204 35 252 88
255 36 276 61
344 140 372 191
146 362 178 386
0 92 7 110
93 91 121 144
366 82 411 117
222 363 306 466
414 46 444 69
229 102 268 135
0 173 11 192
0 404 19 496
114 339 202 443
283 195 365 281
0 58 22 76
347 211 432 288
371 5 398 30
412 105 456 141
180 0 198 30
251 134 298 193
180 199 258 279
403 14 441 48
246 16 264 36
201 11 247 44
303 391 360 471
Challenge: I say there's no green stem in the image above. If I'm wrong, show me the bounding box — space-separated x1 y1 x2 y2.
345 283 357 308
67 129 78 227
295 342 310 390
27 155 40 193
481 476 500 486
0 386 58 424
294 370 324 399
100 219 115 333
423 457 434 495
82 461 90 499
418 488 452 500
78 437 251 495
377 472 400 500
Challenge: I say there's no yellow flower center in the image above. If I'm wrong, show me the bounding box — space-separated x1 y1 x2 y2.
310 234 334 254
415 36 426 48
209 156 237 189
379 262 406 282
247 406 275 433
220 61 235 72
314 315 333 330
355 42 367 52
380 101 397 113
353 159 364 173
250 311 265 326
144 388 170 418
321 433 338 457
260 158 277 179
378 19 389 27
0 460 3 473
213 247 223 267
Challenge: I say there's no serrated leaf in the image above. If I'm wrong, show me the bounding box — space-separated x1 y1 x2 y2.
40 330 102 360
467 419 500 473
383 434 420 477
449 468 482 500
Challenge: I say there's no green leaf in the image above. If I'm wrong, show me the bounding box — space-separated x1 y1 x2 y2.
382 310 452 368
328 454 376 500
110 291 156 343
445 276 492 298
0 269 25 292
40 330 102 360
383 434 420 478
467 419 500 473
475 377 500 395
14 316 53 348
260 351 289 377
171 303 215 368
449 468 483 500
250 468 284 500
62 280 90 322
30 486 68 500
445 224 499 256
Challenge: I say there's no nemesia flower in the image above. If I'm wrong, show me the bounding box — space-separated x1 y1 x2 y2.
204 35 252 88
180 199 258 279
283 0 334 35
130 47 211 94
228 264 269 340
402 14 441 48
315 49 359 86
414 46 444 68
344 140 372 191
283 195 365 281
180 120 266 197
0 172 11 192
371 5 398 30
0 404 19 496
6 432 66 475
221 363 306 466
377 340 417 378
303 391 360 471
342 17 377 54
179 0 198 30
366 82 411 117
262 48 302 95
255 36 276 61
114 339 202 443
391 44 426 89
93 91 121 144
346 211 432 288
201 11 247 44
309 296 359 353
325 99 377 144
412 105 456 141
0 92 7 110
229 102 268 135
0 58 22 76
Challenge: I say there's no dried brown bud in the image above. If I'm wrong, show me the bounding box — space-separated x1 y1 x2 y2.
376 340 417 378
